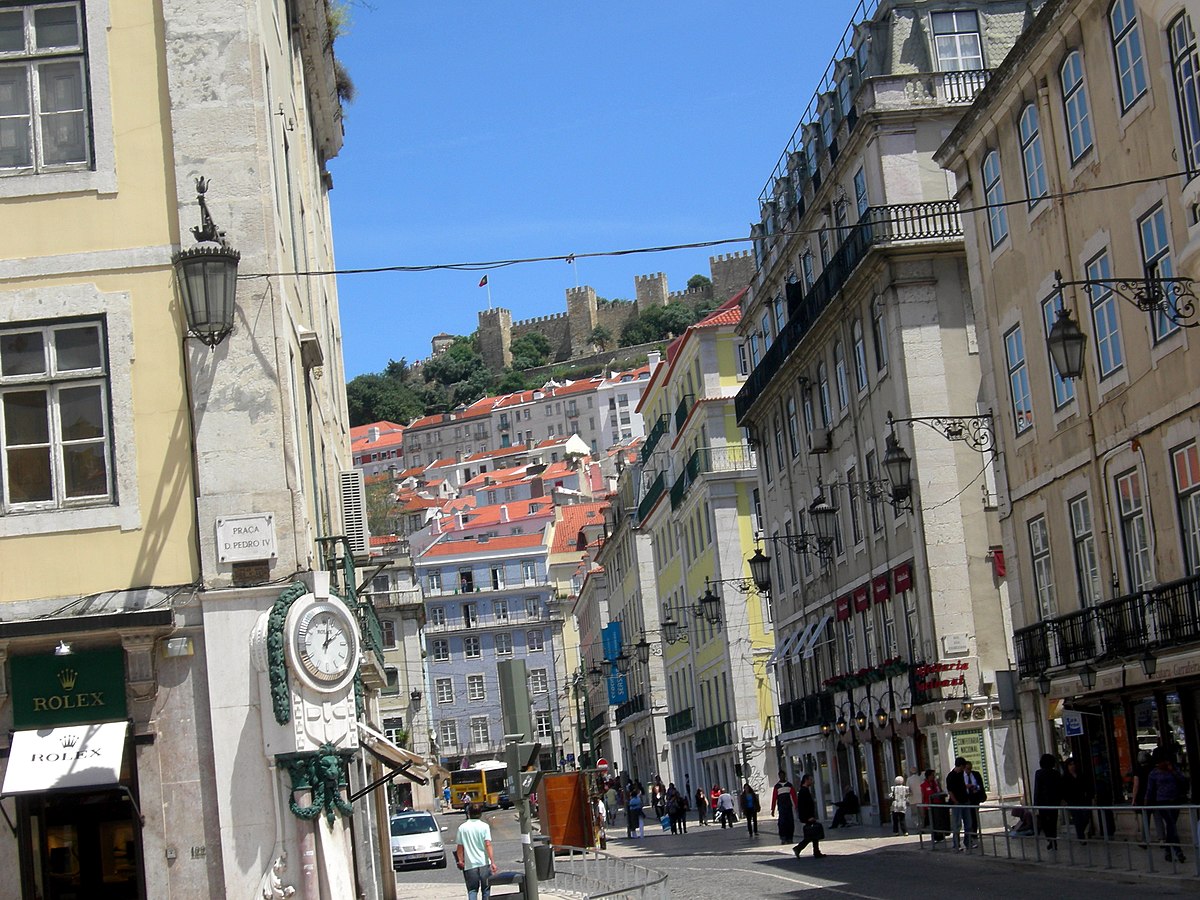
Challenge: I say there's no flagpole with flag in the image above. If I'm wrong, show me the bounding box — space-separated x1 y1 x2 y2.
479 273 492 310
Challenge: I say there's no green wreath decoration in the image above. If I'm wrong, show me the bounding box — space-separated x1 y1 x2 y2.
284 743 355 825
268 581 309 725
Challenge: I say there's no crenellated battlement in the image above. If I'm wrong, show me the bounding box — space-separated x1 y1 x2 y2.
513 311 569 327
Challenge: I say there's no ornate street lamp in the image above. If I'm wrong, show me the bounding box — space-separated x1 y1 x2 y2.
635 634 651 665
808 491 838 550
661 615 681 645
874 707 890 730
748 548 772 594
173 177 240 348
588 662 603 688
614 651 631 676
882 431 913 509
1140 649 1158 678
696 585 722 625
853 709 869 732
1046 306 1088 380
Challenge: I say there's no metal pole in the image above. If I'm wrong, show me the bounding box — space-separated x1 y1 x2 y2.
516 786 539 900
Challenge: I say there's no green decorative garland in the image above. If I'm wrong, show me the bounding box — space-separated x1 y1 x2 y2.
281 743 355 825
268 581 310 725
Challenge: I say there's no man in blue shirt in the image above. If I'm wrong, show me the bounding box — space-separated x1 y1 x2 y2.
455 803 498 900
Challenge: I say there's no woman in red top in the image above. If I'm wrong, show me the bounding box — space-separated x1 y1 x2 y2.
710 785 721 816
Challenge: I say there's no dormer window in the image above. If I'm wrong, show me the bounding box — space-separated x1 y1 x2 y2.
932 10 983 72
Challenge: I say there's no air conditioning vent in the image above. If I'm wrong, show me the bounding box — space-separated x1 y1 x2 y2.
808 428 831 454
339 469 370 556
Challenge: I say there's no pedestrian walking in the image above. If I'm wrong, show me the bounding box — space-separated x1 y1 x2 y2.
906 768 925 829
946 757 972 850
710 784 721 821
652 777 666 822
1033 753 1062 851
791 773 826 858
740 783 760 836
1061 758 1092 842
771 772 798 844
455 803 497 900
695 786 709 826
626 787 645 839
1146 747 1188 863
716 786 737 828
604 783 618 827
921 769 947 842
666 783 687 835
963 761 985 841
889 776 910 835
1130 750 1154 844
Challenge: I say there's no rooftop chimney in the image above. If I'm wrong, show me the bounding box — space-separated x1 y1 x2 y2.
500 505 509 523
368 426 380 442
647 350 661 367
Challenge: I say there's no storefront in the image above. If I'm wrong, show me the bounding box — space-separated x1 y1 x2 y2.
2 648 144 900
1048 651 1200 806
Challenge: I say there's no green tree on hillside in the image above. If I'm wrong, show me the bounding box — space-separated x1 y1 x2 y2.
509 331 552 370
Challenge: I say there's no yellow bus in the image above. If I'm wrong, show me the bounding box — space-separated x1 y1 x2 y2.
450 760 510 810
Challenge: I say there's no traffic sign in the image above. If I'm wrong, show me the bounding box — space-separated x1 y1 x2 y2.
520 772 539 795
596 757 609 771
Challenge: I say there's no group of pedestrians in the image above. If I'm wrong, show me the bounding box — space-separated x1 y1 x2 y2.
770 772 827 857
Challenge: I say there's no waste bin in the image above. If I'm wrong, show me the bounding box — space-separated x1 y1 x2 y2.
533 836 555 881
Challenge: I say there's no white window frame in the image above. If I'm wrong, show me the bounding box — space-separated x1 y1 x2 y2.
528 668 549 695
464 635 481 659
1004 324 1033 435
1087 251 1124 378
931 9 983 72
1019 104 1049 207
1069 493 1101 606
439 721 458 749
1115 468 1153 590
494 631 513 656
1060 50 1094 164
1028 515 1057 619
534 710 553 739
435 677 454 704
526 629 544 652
982 150 1009 247
1169 13 1200 177
1041 291 1076 409
1138 204 1181 342
467 673 486 702
469 717 489 747
431 638 450 662
1173 442 1200 574
1109 0 1148 113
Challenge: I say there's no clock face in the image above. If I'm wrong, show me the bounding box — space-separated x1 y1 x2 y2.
294 602 358 685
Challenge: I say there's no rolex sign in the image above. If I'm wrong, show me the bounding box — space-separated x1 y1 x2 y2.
11 648 128 728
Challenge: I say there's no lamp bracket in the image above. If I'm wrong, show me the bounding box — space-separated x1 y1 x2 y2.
758 532 833 564
887 410 994 454
1054 271 1200 328
191 176 228 246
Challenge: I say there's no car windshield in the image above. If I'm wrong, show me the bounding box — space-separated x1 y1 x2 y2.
391 815 437 836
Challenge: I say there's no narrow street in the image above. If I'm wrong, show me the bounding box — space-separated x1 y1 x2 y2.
396 810 1196 899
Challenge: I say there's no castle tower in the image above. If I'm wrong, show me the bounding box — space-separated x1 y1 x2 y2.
478 307 513 370
634 272 668 314
566 285 598 358
709 251 755 304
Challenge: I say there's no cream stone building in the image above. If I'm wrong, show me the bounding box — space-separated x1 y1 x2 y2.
735 0 1034 823
638 294 776 795
938 0 1200 795
0 3 400 899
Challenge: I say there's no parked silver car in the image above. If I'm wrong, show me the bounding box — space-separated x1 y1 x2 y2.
390 810 448 869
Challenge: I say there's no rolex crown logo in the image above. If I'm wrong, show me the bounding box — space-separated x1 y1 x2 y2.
57 668 78 691
60 733 79 749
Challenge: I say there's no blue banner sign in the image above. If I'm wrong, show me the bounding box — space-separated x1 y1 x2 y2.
606 673 628 706
601 621 624 661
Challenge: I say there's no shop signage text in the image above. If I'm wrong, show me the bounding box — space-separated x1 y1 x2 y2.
12 648 127 728
914 660 969 692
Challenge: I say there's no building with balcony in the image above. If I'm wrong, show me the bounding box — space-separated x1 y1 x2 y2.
352 420 406 477
593 468 674 786
735 1 1036 823
0 2 397 897
636 293 775 794
416 523 566 771
938 0 1200 794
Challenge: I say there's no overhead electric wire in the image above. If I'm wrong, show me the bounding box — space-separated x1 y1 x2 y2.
237 167 1196 280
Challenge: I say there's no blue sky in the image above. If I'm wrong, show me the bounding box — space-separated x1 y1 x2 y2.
330 2 854 378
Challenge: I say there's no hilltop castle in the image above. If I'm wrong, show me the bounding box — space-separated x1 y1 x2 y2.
473 251 754 371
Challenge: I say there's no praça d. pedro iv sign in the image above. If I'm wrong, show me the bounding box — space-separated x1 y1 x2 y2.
11 647 128 728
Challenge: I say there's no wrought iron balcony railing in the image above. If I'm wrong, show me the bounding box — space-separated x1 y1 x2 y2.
670 443 758 510
637 470 666 522
779 691 836 733
736 200 963 424
674 393 696 432
615 693 647 725
356 598 386 670
1013 573 1200 678
665 707 695 735
695 720 733 753
641 414 670 461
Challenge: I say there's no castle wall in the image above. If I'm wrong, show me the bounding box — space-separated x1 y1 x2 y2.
474 250 757 371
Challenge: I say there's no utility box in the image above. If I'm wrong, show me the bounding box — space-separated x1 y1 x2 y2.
537 771 597 849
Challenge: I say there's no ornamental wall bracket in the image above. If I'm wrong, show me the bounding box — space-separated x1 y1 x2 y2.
279 743 356 826
121 631 160 702
1054 270 1200 328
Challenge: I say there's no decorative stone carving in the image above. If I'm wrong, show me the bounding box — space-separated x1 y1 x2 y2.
121 631 159 701
258 855 296 899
